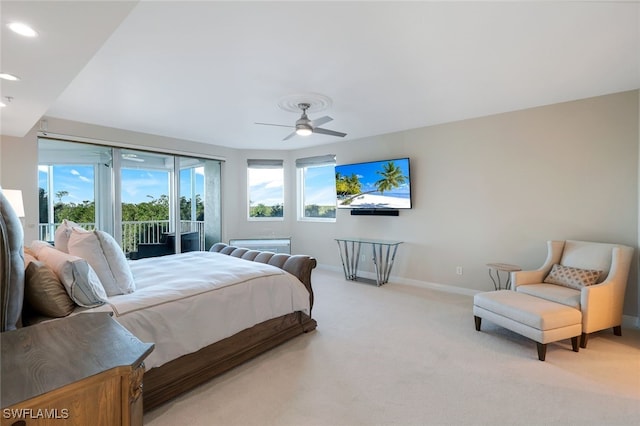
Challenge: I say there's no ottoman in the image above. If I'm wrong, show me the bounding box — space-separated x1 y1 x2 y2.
473 290 582 361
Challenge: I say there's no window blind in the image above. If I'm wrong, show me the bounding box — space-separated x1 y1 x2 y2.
295 154 336 168
247 159 284 169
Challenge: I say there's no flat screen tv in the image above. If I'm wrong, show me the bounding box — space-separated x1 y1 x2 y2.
335 157 411 210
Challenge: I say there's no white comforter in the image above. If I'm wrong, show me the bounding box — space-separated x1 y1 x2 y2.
83 251 310 369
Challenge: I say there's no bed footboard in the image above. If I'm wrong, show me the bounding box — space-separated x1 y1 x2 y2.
144 311 316 411
143 243 317 411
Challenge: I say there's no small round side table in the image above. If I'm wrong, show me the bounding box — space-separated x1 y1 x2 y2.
486 263 521 290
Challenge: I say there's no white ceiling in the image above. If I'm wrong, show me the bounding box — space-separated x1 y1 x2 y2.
1 1 639 150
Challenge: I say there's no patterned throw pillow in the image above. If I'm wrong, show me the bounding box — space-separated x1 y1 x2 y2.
543 264 601 290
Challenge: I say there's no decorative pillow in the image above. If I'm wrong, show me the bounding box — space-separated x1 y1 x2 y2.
30 242 107 307
30 240 53 251
54 219 84 253
68 229 136 296
24 261 75 317
24 249 37 266
543 264 602 290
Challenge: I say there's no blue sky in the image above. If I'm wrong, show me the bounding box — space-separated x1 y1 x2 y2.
248 165 336 207
302 166 336 205
248 168 284 207
39 165 204 204
40 162 352 207
335 158 411 195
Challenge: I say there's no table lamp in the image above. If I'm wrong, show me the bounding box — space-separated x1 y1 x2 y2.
2 189 25 218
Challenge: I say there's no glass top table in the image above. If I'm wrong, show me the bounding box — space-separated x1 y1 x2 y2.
335 238 403 286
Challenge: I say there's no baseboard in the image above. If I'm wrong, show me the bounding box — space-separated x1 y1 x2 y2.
317 264 640 325
316 264 478 297
622 315 640 329
393 275 479 296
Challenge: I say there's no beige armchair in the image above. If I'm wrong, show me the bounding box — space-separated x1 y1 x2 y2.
511 240 633 348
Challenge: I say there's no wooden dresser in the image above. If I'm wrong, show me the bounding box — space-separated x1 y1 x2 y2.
1 313 154 426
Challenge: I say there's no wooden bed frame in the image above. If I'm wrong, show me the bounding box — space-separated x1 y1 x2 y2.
143 243 317 411
0 194 317 413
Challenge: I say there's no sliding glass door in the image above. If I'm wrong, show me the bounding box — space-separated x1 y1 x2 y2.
38 138 222 258
38 139 112 240
178 156 221 253
119 149 173 258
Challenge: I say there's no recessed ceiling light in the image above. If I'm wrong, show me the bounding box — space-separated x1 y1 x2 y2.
8 22 38 37
0 102 6 108
0 73 20 81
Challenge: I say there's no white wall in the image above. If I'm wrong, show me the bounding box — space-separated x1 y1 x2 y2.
286 90 639 316
1 90 638 318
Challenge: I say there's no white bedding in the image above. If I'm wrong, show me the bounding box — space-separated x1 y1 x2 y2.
81 251 310 369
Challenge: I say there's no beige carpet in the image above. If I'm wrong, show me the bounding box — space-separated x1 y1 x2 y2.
144 268 640 425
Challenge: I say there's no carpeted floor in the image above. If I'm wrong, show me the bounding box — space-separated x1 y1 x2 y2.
144 268 640 425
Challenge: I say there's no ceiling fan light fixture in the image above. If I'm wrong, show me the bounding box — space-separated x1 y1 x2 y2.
296 126 312 136
256 98 345 141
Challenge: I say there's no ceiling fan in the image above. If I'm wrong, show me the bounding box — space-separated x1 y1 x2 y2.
255 103 347 141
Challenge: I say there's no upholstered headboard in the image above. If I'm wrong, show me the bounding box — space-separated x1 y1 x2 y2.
0 190 25 331
209 243 316 312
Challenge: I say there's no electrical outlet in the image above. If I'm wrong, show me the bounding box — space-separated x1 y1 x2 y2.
456 266 463 275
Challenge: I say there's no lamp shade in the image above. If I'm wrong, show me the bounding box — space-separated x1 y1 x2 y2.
1 189 25 218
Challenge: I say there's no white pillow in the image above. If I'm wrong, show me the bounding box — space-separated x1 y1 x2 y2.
30 240 54 253
68 229 136 296
94 230 136 294
54 219 84 253
30 242 107 308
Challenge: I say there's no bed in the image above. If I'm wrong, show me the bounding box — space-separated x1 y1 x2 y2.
0 191 317 412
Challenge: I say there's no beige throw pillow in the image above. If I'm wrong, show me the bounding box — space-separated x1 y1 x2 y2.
543 264 601 290
25 261 76 317
30 241 108 308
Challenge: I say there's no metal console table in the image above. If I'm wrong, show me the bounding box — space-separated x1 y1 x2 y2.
335 238 403 286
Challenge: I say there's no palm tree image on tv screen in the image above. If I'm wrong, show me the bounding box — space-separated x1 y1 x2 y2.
335 158 411 209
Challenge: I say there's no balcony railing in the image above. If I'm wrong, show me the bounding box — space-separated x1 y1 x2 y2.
38 222 96 242
38 220 206 254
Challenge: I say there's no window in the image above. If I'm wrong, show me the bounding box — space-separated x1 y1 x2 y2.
296 154 336 221
37 140 111 240
38 138 222 257
247 159 284 220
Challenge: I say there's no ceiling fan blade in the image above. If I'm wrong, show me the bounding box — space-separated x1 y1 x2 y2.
282 130 298 141
255 122 295 128
312 127 347 138
310 116 333 127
